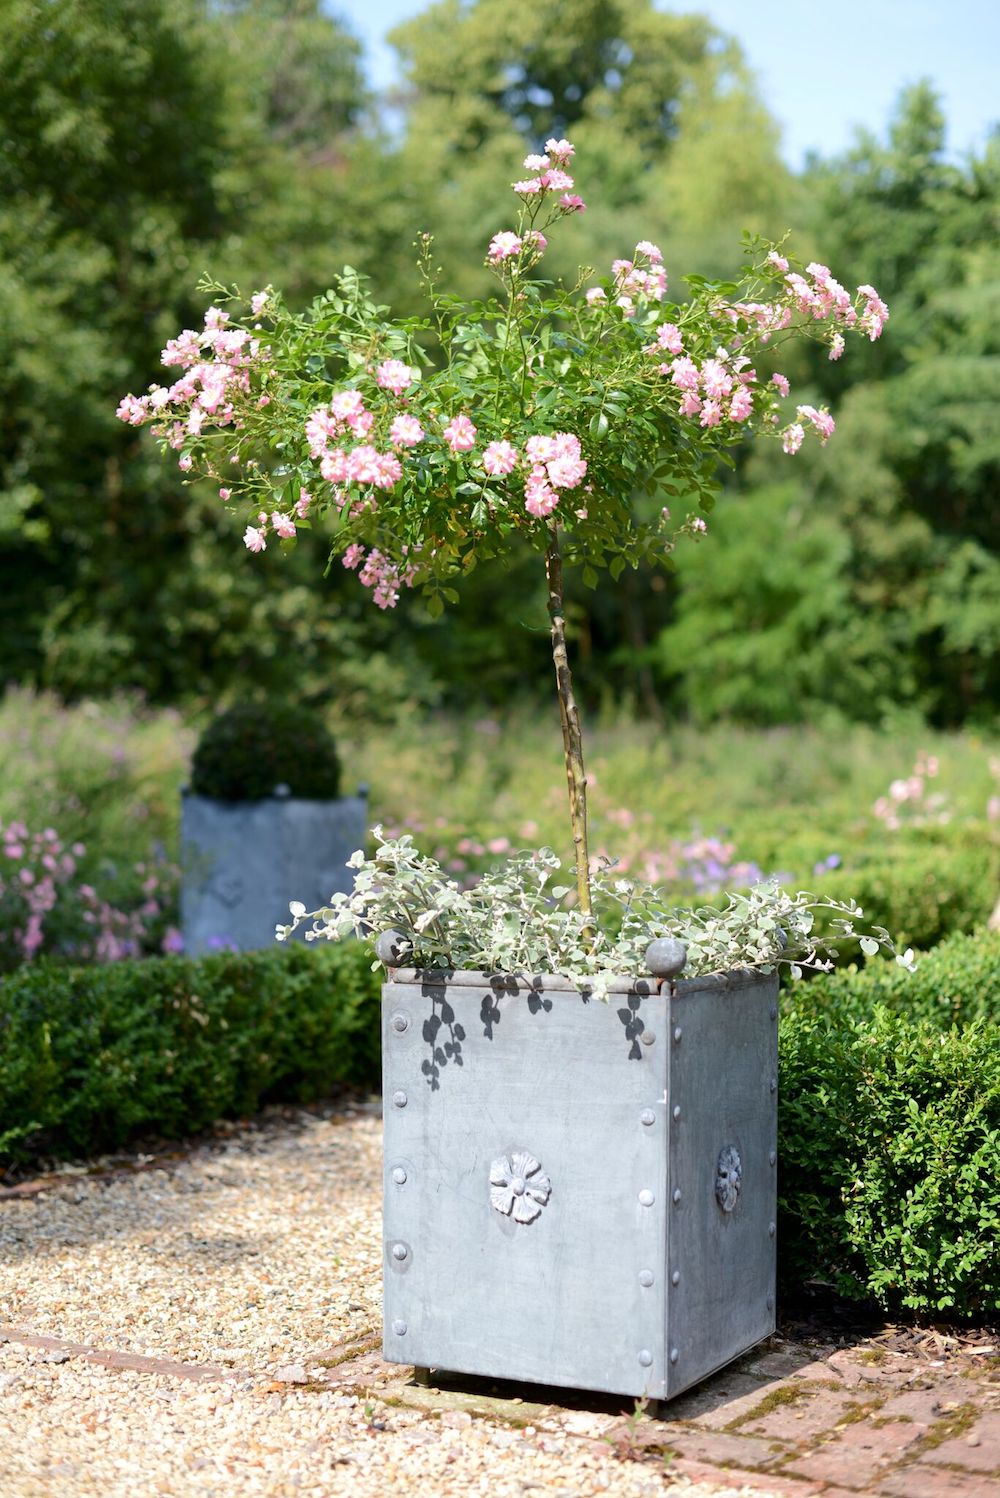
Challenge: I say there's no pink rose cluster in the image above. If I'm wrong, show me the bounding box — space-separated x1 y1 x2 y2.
727 261 888 362
342 543 416 611
116 305 266 463
480 432 588 517
663 345 758 429
511 138 585 213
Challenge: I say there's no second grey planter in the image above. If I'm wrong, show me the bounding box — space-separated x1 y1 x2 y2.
180 788 367 955
382 966 778 1402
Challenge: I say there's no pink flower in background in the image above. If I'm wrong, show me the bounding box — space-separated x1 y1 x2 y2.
560 194 585 212
782 423 805 455
524 231 547 253
767 251 789 272
700 359 733 400
513 177 542 195
178 454 193 472
691 517 708 533
829 333 846 360
635 240 663 262
612 259 634 278
243 525 267 552
670 357 700 393
320 448 350 484
218 487 232 500
270 511 296 538
858 284 889 339
523 153 550 171
342 543 365 569
679 392 702 416
585 287 606 305
771 372 790 398
525 469 559 517
797 404 836 442
346 445 383 485
376 359 415 394
488 230 523 261
729 387 753 422
541 168 574 191
655 323 683 354
699 399 723 428
545 138 575 163
390 413 424 447
250 291 269 315
483 440 518 476
295 488 312 518
443 414 477 453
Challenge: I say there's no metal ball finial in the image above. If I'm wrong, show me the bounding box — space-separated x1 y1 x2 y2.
644 937 688 979
375 929 414 967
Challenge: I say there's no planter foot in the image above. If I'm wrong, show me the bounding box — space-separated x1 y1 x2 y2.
412 1366 433 1387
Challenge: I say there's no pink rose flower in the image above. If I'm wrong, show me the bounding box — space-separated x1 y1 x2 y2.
482 440 518 476
443 414 477 453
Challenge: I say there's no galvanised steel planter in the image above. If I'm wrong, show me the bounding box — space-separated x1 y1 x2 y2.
180 787 367 955
381 963 778 1402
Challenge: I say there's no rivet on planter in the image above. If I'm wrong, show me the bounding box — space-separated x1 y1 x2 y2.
770 1004 778 1021
768 1222 776 1238
392 1091 408 1108
769 1077 777 1094
640 1108 656 1126
673 1026 683 1043
638 1189 655 1207
640 1031 656 1047
671 1270 680 1286
392 1319 407 1336
391 1012 410 1034
769 1150 776 1167
639 1270 654 1287
670 1348 679 1365
672 1188 682 1204
391 1242 409 1261
672 1105 681 1121
638 1349 653 1367
391 1166 408 1185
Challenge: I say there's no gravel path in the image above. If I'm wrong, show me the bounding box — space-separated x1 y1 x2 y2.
0 1104 775 1498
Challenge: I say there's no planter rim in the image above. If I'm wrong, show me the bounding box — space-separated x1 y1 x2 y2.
384 965 775 995
181 788 368 806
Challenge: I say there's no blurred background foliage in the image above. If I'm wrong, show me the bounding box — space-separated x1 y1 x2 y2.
1 0 997 728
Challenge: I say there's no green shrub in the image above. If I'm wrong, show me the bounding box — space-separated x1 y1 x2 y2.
0 942 380 1165
779 980 1000 1318
812 841 998 951
191 701 342 802
799 925 1000 1027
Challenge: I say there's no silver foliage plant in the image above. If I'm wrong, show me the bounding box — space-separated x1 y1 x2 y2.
277 827 915 998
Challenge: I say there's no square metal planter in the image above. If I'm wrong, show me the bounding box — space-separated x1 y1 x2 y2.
381 967 778 1402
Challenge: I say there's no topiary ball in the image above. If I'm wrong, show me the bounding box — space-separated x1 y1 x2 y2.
190 701 342 802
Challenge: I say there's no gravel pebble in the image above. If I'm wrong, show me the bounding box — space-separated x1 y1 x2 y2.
0 1105 782 1498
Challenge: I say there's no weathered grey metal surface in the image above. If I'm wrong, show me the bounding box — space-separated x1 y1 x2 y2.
180 791 366 954
666 972 778 1397
381 969 778 1401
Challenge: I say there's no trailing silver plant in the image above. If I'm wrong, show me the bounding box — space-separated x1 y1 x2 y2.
277 827 915 998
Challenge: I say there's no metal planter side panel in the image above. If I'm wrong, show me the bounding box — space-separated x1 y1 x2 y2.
665 973 779 1397
382 980 670 1398
180 793 366 954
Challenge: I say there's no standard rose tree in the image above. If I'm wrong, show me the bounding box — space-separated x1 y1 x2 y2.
119 136 891 943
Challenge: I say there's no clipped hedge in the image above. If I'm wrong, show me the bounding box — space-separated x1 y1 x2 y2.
801 924 1000 1027
0 942 380 1166
779 928 1000 1318
814 840 999 952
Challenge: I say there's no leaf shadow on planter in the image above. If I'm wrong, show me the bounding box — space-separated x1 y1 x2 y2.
617 993 652 1060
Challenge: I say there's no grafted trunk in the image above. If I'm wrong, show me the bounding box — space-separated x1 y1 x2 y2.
545 533 592 926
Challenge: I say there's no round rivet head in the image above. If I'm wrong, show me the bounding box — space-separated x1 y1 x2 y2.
391 1242 408 1261
640 1030 656 1047
769 1222 776 1238
671 1270 680 1286
670 1347 679 1365
390 1011 410 1034
640 1108 656 1126
638 1189 655 1207
392 1090 407 1108
638 1349 653 1368
769 1077 778 1094
392 1319 407 1336
673 1026 683 1043
645 937 688 979
672 1105 681 1121
391 1166 407 1185
672 1188 682 1204
639 1269 654 1288
770 1004 778 1021
769 1150 777 1167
